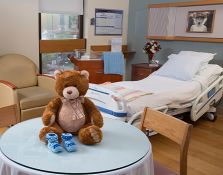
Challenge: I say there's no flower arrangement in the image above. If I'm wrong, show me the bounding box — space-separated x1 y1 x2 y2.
143 40 161 64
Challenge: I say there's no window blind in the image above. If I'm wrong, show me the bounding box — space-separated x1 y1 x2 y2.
39 0 83 15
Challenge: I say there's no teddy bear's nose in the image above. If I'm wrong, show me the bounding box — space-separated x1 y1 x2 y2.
67 90 72 95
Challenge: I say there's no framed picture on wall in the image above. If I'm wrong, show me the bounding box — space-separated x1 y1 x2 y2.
186 10 216 33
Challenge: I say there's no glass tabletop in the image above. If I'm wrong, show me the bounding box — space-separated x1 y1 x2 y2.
0 117 151 174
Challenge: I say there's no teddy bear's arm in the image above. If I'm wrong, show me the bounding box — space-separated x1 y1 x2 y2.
84 97 103 128
42 97 62 126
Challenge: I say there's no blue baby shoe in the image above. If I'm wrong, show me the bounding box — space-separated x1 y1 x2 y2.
61 133 77 152
46 133 63 153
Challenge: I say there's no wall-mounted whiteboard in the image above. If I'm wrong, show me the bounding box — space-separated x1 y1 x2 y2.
95 8 123 35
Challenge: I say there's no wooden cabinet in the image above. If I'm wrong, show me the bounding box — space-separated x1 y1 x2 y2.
69 56 122 84
132 63 160 81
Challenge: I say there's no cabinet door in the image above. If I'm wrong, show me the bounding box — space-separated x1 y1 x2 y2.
132 68 151 81
89 69 122 84
102 74 122 83
88 69 104 84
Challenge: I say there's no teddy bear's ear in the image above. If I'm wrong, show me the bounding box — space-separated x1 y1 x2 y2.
54 70 62 79
80 70 89 79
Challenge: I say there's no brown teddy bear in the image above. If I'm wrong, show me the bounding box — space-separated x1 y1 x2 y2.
39 70 103 147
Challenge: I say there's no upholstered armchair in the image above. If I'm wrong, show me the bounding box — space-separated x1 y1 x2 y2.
0 54 56 123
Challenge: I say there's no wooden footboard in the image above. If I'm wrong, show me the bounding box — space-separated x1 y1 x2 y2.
0 105 18 127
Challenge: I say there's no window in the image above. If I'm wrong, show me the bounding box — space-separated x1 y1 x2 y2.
41 13 81 40
41 52 75 75
39 13 85 75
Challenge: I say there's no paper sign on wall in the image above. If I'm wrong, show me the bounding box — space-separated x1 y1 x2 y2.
111 38 122 52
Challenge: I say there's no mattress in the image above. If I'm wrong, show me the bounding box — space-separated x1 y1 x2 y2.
113 74 212 116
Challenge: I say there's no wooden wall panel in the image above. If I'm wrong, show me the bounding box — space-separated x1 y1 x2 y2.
147 1 223 42
90 45 130 58
147 36 223 43
39 39 86 53
148 0 223 8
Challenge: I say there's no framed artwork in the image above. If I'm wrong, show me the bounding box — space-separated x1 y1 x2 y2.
186 10 215 33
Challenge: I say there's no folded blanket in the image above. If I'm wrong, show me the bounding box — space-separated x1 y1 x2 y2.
102 52 125 75
101 82 152 102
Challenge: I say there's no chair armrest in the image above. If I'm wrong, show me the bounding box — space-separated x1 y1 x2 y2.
0 104 19 127
37 75 56 95
0 81 18 108
0 80 17 89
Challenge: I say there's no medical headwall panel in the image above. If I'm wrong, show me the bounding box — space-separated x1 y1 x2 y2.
147 0 223 43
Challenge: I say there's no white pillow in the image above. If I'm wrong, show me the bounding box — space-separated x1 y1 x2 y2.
170 51 216 72
178 51 216 62
167 54 177 59
154 54 207 81
197 64 223 77
195 64 223 86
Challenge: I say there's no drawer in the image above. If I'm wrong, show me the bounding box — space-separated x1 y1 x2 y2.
132 68 151 81
88 69 122 84
135 68 151 76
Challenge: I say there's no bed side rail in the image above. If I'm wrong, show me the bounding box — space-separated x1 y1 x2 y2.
191 75 223 121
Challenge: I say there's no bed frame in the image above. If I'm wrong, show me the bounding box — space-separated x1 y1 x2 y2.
86 75 223 124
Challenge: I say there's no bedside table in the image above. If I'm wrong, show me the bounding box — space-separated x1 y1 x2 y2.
131 63 160 81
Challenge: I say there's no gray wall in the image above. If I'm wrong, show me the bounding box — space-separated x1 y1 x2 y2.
126 0 223 80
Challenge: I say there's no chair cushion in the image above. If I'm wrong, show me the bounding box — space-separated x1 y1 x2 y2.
154 160 177 175
0 54 38 88
17 86 54 110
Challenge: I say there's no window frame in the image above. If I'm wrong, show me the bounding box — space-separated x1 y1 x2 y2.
38 13 85 74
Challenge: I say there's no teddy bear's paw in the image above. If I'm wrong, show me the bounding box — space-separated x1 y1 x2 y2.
78 125 102 145
89 128 100 143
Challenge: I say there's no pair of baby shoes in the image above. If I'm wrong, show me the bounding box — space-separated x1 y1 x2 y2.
46 133 77 153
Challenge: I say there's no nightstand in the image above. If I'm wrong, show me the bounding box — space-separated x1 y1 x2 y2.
131 63 160 81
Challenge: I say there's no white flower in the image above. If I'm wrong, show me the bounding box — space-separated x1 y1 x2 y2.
150 49 156 53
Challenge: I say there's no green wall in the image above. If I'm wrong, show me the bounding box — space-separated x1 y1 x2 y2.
126 0 223 80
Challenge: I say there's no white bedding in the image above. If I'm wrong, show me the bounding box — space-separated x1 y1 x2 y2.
113 75 204 116
88 63 222 117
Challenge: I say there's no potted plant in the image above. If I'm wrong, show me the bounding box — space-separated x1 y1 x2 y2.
143 40 161 65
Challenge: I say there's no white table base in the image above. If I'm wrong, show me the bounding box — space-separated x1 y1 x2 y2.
0 151 154 175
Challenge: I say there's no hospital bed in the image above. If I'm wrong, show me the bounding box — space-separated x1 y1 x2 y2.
86 74 223 124
86 61 223 125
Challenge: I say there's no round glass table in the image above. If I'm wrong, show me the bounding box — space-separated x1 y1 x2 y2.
0 118 154 175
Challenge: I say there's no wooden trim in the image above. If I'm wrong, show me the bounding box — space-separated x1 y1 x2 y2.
39 39 86 53
0 80 17 89
0 105 18 127
146 36 175 40
68 56 104 68
148 0 223 8
146 35 223 43
91 45 128 52
90 45 133 58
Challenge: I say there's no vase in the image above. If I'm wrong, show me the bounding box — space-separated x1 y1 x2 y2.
147 54 154 64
